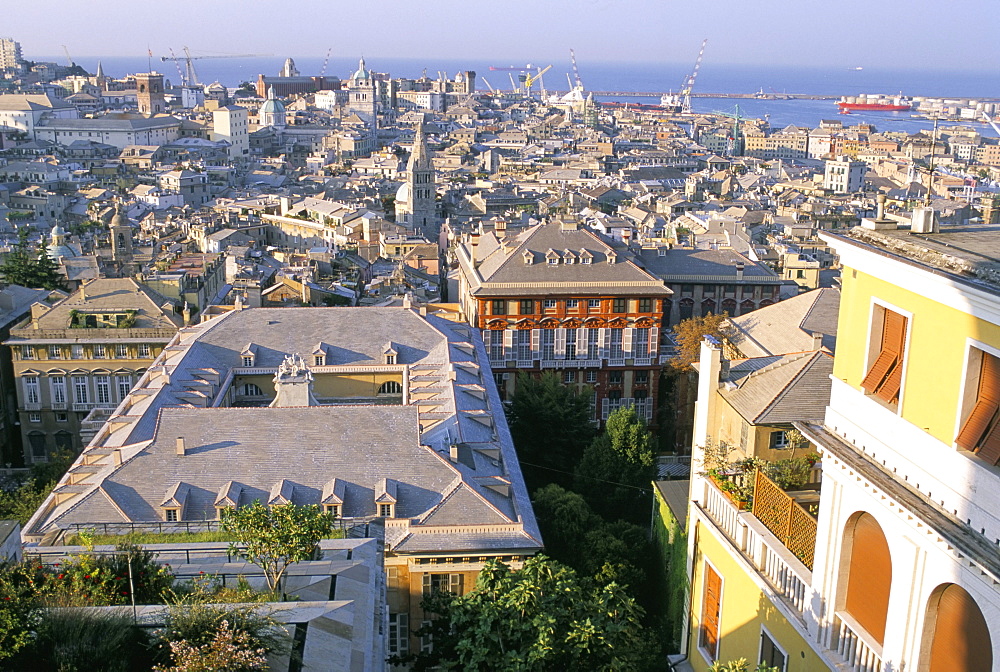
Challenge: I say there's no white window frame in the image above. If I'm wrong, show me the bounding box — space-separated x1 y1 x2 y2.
71 345 85 359
24 376 39 405
48 345 62 359
138 344 152 358
28 412 40 423
93 344 106 358
115 344 129 359
95 375 111 405
757 625 788 672
116 375 132 401
50 376 66 405
954 338 1000 451
21 345 35 360
73 375 89 404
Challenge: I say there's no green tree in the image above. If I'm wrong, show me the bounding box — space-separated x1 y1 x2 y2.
221 501 333 593
670 312 729 371
0 571 39 663
396 555 657 672
0 228 66 291
506 372 596 491
574 406 656 524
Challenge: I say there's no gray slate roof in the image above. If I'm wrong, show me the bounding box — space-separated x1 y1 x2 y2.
726 288 840 357
722 350 834 424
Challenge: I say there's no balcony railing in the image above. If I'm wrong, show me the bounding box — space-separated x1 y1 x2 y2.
701 476 813 618
539 359 602 369
601 397 653 421
751 470 818 570
831 611 883 672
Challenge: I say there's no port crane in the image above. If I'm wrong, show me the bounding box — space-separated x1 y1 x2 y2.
680 39 708 114
569 49 584 90
161 48 271 86
981 110 1000 138
523 64 551 97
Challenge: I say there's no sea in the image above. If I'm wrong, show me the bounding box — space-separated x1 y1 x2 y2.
58 55 1000 137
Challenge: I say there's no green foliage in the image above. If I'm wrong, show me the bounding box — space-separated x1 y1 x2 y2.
168 574 270 605
651 491 689 653
669 313 729 371
156 587 288 668
0 450 75 525
506 372 596 491
0 228 66 290
0 563 41 662
574 407 656 524
154 619 269 672
709 659 779 672
41 543 174 607
396 556 657 671
14 608 153 671
221 501 333 593
65 530 237 546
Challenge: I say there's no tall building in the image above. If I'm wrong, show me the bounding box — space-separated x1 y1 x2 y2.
5 278 182 462
395 123 436 237
134 72 165 117
22 305 542 657
0 37 22 71
455 216 671 425
683 215 1000 671
823 156 867 194
212 105 249 160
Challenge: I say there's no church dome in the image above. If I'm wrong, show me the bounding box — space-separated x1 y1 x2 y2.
259 87 285 122
352 57 370 81
395 182 411 203
48 223 78 261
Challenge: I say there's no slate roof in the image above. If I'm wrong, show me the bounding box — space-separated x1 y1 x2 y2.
462 218 670 297
25 307 542 556
639 248 782 284
726 288 840 357
721 350 834 424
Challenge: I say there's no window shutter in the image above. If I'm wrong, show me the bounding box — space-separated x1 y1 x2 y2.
531 329 541 360
623 327 634 358
928 584 993 672
650 327 659 356
700 564 722 659
555 328 566 357
503 329 514 350
844 513 891 646
862 311 907 401
599 328 609 359
576 328 587 358
449 573 462 594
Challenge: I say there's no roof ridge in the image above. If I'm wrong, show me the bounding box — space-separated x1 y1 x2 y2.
752 350 825 423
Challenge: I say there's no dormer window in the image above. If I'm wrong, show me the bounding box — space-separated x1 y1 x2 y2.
522 250 533 265
376 478 397 518
312 342 327 367
240 343 257 368
314 354 325 366
325 504 340 518
379 503 394 517
563 249 575 264
607 250 617 264
545 249 560 265
382 343 398 365
165 509 179 522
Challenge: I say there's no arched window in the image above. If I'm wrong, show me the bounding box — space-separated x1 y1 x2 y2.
840 512 892 645
721 298 737 315
54 431 74 451
701 298 716 316
240 383 263 397
379 381 402 395
924 583 992 672
740 299 756 315
679 298 694 321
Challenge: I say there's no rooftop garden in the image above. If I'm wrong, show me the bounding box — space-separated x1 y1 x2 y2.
1 502 337 670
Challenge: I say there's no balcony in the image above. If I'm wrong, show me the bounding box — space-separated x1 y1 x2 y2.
601 397 653 421
539 359 601 369
831 611 883 672
699 472 817 616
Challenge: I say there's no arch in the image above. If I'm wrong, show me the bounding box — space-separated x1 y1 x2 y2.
839 511 892 645
922 583 992 672
240 383 263 397
54 431 74 451
379 381 403 395
701 298 716 316
740 298 756 315
721 298 737 315
759 298 775 308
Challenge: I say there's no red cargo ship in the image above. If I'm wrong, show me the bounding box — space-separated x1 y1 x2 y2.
836 96 912 112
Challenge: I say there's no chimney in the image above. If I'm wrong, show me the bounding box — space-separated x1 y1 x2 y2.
735 262 745 280
876 192 887 221
449 443 459 463
812 331 824 351
182 301 191 326
495 218 507 233
175 437 186 456
113 448 122 466
79 281 87 301
470 233 480 264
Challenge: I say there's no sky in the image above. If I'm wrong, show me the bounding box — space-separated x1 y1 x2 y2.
7 0 999 71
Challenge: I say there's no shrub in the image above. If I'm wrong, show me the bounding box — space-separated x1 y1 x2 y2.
44 543 174 606
14 608 153 672
154 619 268 672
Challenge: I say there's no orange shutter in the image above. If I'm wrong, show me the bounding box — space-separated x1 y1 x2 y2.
928 584 993 672
957 353 1000 462
862 311 907 401
700 564 722 659
844 513 891 646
